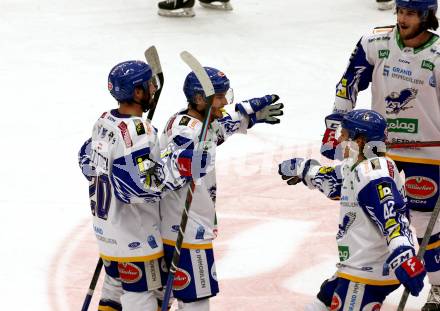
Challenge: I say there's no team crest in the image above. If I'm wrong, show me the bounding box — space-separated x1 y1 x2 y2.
385 88 417 114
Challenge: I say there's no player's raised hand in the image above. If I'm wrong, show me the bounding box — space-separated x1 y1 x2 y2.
278 158 305 185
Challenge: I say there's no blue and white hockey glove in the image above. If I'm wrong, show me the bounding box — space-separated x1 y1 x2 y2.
320 113 344 160
278 158 319 186
235 95 284 127
385 246 426 296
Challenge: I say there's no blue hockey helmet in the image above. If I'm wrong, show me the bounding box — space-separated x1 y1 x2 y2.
341 109 387 142
183 67 230 103
108 60 153 102
396 0 437 14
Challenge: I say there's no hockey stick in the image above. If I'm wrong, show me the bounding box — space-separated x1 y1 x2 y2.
161 51 215 311
397 196 440 311
81 258 104 311
145 45 164 121
81 47 164 311
387 141 440 149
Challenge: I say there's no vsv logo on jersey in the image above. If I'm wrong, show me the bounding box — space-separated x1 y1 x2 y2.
387 118 418 134
385 88 417 114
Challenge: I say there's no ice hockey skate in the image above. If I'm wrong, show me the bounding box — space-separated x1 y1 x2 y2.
423 285 440 311
158 0 195 17
199 0 233 11
376 0 394 10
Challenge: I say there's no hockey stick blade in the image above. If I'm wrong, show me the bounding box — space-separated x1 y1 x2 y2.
180 51 215 98
145 46 162 77
144 46 164 121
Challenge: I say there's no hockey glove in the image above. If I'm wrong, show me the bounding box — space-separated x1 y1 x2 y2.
385 246 426 296
278 158 319 186
235 95 283 127
320 113 344 160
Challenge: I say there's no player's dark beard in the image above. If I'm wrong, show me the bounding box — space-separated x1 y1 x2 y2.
398 23 425 40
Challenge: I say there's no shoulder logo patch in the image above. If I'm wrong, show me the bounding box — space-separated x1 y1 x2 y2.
179 116 191 126
133 119 146 135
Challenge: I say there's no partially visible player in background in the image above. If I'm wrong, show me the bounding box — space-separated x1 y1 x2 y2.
377 0 394 10
320 1 440 309
157 0 232 17
158 67 283 310
78 60 167 311
280 110 426 311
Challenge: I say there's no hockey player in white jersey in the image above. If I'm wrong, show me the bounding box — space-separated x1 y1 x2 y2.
158 67 283 310
157 0 232 17
78 60 168 311
280 109 426 311
320 0 440 309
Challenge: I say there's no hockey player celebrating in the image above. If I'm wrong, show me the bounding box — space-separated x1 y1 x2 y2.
280 109 426 311
78 60 168 311
158 67 283 310
320 0 440 309
157 0 232 17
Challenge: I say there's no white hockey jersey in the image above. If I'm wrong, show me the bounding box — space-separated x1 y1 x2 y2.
78 109 164 262
159 106 249 248
305 157 415 284
334 26 440 165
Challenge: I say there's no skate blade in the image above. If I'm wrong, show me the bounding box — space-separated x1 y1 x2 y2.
158 7 195 17
377 1 394 10
199 2 233 10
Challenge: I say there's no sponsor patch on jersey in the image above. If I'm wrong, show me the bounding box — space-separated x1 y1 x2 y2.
344 282 364 311
338 245 350 261
196 226 205 240
376 181 393 202
128 241 141 250
405 176 438 200
171 225 180 232
189 119 199 129
135 154 154 176
147 235 158 249
118 263 142 284
422 60 435 71
378 49 390 59
330 293 342 311
118 121 133 148
133 119 146 135
173 268 191 290
387 118 418 133
179 116 191 126
370 158 381 170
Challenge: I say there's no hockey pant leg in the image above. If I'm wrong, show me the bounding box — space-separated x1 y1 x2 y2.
329 277 398 310
100 260 123 310
117 259 163 311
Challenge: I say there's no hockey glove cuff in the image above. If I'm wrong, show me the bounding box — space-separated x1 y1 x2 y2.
278 158 320 186
385 246 426 296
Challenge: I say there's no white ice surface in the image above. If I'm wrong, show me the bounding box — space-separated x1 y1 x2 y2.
0 0 431 309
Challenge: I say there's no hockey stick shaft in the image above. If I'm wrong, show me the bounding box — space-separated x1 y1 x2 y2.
387 141 440 149
397 196 440 311
81 257 104 311
161 51 215 311
145 45 164 121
